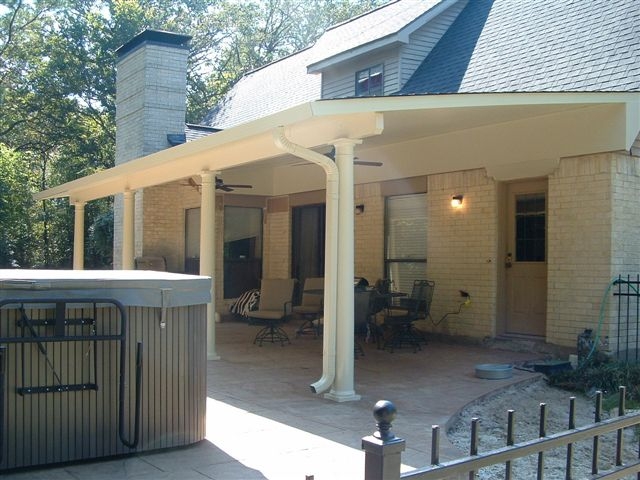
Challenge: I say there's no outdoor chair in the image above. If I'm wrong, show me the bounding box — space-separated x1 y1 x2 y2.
382 279 435 352
248 278 296 346
354 288 373 357
367 279 392 348
293 277 324 337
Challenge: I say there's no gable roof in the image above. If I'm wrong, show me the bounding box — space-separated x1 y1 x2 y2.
306 0 447 72
203 0 640 129
400 0 640 94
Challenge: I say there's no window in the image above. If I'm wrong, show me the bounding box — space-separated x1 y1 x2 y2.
384 193 427 293
515 194 545 262
355 64 383 96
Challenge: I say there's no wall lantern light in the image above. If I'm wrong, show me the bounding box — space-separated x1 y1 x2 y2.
451 195 464 208
355 204 365 215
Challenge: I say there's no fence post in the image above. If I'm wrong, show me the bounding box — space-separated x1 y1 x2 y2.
362 400 406 480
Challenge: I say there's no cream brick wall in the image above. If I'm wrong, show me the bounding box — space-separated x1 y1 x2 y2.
425 169 498 339
354 183 385 282
263 199 291 279
609 153 640 352
546 153 640 348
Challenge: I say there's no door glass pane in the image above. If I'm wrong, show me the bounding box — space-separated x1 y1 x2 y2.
224 206 263 298
224 206 262 258
515 193 545 262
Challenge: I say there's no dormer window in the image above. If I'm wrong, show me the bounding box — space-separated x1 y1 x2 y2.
355 64 383 96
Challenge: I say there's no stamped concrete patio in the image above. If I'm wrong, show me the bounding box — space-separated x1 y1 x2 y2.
3 320 551 479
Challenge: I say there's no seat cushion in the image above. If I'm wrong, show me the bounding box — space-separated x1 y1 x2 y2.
250 309 287 320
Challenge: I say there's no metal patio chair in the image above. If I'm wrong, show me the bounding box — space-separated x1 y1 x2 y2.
248 278 296 346
382 279 435 352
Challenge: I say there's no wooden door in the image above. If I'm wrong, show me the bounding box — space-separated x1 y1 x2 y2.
505 180 547 337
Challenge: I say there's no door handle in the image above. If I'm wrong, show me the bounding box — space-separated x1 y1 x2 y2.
505 252 513 269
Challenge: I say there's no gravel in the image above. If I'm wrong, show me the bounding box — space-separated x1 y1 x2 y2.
447 377 639 479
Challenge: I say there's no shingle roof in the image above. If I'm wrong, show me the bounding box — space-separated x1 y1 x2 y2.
400 0 640 94
201 47 321 129
203 0 640 130
307 0 444 69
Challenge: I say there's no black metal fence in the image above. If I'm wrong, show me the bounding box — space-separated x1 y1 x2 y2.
362 387 640 480
613 275 640 363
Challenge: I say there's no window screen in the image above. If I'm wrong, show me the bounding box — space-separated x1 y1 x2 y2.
385 193 427 293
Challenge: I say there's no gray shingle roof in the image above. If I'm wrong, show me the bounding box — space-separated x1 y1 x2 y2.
307 0 444 69
202 47 321 129
203 0 640 129
400 0 640 94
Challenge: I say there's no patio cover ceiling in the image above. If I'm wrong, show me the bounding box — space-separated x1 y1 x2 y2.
35 92 640 203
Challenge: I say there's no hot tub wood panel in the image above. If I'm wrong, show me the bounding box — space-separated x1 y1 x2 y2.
0 303 207 471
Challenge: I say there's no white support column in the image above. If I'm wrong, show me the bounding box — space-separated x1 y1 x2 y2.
325 138 362 402
72 200 85 270
199 171 219 360
122 190 135 270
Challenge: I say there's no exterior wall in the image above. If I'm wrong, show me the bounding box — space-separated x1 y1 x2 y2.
354 183 385 282
321 0 467 98
322 49 399 99
263 197 291 279
609 153 640 352
424 169 498 339
546 153 629 348
399 0 467 86
142 183 187 272
113 38 189 268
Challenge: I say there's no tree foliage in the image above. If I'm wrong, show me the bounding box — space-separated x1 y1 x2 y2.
0 0 386 268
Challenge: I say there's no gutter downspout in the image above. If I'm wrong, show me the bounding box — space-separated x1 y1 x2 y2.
273 127 339 394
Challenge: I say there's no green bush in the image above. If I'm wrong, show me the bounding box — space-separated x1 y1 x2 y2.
548 357 640 409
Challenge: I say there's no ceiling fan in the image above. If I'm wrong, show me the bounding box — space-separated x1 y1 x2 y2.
182 176 253 192
292 146 382 167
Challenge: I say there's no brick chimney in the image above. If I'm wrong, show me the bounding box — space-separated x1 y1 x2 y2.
113 30 191 268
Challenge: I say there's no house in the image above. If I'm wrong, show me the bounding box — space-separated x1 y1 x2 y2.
36 0 640 401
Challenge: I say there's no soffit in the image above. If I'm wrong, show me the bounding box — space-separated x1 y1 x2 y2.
35 92 639 202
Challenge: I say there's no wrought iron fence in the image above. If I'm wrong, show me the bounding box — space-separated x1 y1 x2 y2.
362 387 640 480
613 275 640 363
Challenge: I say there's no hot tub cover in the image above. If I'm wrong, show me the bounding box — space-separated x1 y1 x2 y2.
0 269 211 307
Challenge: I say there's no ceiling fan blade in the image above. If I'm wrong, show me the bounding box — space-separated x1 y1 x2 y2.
223 184 253 189
217 184 234 192
354 160 383 167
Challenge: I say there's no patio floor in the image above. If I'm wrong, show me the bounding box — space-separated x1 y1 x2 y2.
2 320 552 479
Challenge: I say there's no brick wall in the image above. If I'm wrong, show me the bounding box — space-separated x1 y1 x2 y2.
263 197 291 279
354 183 385 282
425 169 498 339
547 154 617 347
609 153 640 352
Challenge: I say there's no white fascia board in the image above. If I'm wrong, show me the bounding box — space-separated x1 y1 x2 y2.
313 92 640 114
307 36 404 74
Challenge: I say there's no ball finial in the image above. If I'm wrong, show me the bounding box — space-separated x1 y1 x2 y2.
372 400 397 441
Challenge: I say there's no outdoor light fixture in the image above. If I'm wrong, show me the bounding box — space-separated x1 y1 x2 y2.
355 204 365 215
451 195 464 208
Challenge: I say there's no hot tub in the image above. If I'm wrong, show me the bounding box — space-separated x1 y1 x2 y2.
0 270 211 471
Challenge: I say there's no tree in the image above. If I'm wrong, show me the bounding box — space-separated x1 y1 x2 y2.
0 0 387 268
0 144 36 267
